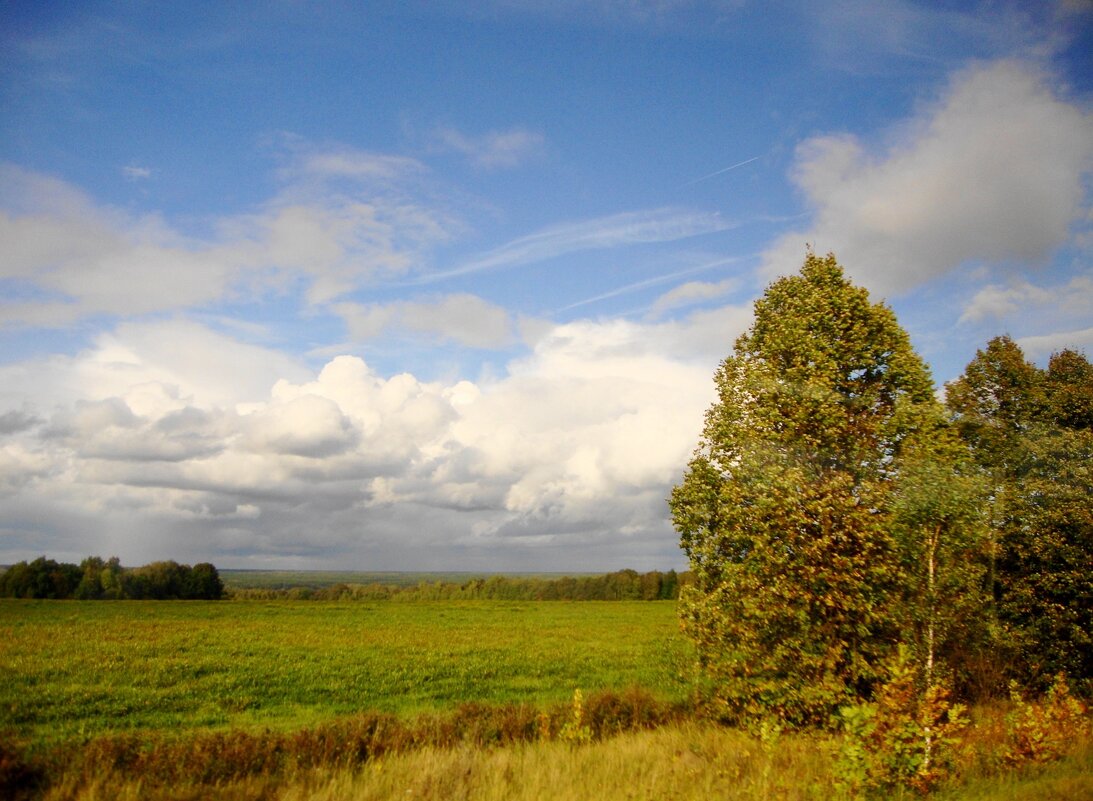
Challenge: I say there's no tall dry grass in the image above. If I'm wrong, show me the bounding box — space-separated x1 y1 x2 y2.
7 687 1090 801
32 721 1092 801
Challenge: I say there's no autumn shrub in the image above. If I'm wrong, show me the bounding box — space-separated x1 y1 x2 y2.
583 686 679 738
418 701 539 748
1001 673 1090 768
835 646 968 797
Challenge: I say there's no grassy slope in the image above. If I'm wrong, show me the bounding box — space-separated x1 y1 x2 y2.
0 599 687 743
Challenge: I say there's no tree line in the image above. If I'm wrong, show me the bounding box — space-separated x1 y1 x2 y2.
672 252 1090 725
0 556 225 600
227 569 685 601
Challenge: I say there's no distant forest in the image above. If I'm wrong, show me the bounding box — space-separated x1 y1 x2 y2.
0 560 684 602
226 568 686 601
0 556 224 600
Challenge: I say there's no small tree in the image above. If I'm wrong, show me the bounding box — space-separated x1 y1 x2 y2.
670 252 938 725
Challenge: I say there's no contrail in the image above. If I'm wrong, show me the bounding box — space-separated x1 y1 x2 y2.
556 256 742 313
682 156 760 187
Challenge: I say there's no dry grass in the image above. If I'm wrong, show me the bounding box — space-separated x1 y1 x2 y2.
36 724 827 801
30 722 1092 801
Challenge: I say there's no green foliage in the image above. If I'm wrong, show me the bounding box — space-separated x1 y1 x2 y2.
0 556 224 600
890 422 991 695
0 557 81 599
671 251 939 725
946 338 1093 689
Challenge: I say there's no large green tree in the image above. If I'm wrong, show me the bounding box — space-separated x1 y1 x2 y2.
670 252 940 725
946 338 1093 688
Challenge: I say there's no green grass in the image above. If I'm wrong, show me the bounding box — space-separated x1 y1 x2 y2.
4 598 1089 801
0 599 688 745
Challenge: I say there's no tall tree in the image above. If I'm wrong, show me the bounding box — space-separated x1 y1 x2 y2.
670 252 938 725
946 339 1093 688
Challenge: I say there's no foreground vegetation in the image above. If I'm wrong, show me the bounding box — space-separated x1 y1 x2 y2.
5 703 1090 800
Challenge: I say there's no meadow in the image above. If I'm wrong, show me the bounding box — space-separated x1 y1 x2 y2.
1 598 1089 801
0 599 688 744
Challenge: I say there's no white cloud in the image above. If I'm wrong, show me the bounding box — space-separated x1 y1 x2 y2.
1018 326 1093 360
433 126 546 169
242 394 358 458
291 149 426 183
650 277 738 317
0 319 311 415
805 0 1061 71
336 293 517 349
761 60 1093 296
0 145 454 324
959 275 1093 324
0 305 750 568
959 284 1039 323
0 443 54 497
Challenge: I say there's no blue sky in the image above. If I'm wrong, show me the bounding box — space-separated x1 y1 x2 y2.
1 1 1091 571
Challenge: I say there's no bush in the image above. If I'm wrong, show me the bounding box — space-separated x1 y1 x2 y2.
835 646 968 797
1002 673 1090 768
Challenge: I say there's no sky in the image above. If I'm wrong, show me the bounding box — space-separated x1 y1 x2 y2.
0 1 1091 572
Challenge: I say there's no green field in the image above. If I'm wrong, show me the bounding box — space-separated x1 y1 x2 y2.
2 599 1090 801
0 599 687 744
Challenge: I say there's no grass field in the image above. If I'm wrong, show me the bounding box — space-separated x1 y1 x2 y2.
2 598 1090 801
0 599 688 744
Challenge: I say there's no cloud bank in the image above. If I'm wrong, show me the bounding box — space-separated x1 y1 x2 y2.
0 305 750 569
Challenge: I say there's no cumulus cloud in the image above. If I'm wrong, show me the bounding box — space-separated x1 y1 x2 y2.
0 319 311 420
761 60 1093 296
0 305 750 568
242 394 358 458
959 273 1093 324
0 410 41 435
0 443 54 497
956 271 1093 358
